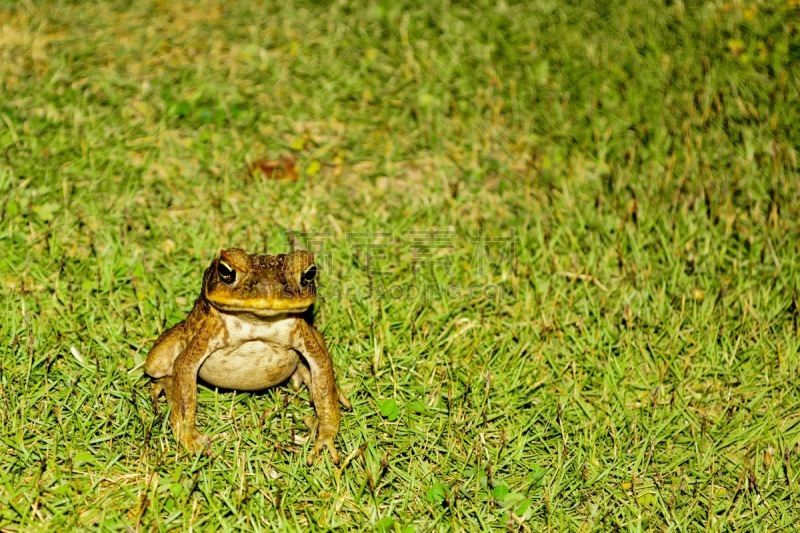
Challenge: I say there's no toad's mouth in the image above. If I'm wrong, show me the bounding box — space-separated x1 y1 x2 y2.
206 294 314 316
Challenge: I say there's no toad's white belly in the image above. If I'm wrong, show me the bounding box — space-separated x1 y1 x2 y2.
199 341 299 390
198 313 301 391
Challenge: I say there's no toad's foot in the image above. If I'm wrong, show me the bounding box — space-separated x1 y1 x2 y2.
306 427 341 466
175 424 211 454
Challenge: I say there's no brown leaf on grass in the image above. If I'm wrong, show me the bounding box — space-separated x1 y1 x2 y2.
248 156 298 181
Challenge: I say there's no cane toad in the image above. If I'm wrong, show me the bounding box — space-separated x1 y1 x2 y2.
144 248 350 464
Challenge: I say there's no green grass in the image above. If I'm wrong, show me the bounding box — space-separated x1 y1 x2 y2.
1 0 800 530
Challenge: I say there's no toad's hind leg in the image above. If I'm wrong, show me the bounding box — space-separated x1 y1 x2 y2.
291 362 351 409
151 376 174 414
290 363 311 393
338 389 352 410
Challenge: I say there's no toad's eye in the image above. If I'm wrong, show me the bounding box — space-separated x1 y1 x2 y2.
301 264 316 285
218 260 236 284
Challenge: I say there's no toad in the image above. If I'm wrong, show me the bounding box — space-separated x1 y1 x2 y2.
144 248 350 464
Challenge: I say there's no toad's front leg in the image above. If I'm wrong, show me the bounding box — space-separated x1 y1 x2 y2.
293 320 348 465
168 317 220 453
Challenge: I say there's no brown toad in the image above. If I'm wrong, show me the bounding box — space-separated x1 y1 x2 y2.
144 248 350 464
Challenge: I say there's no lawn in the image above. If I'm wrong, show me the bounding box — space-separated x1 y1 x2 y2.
1 0 799 530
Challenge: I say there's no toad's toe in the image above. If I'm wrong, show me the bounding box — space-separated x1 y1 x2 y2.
306 430 340 466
